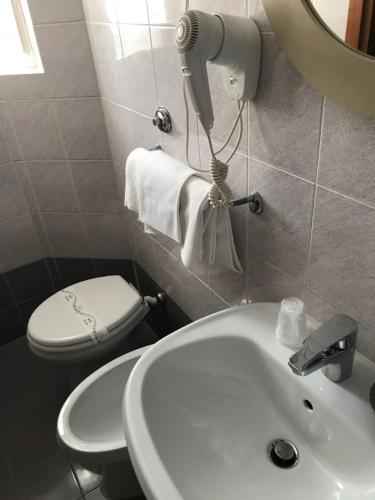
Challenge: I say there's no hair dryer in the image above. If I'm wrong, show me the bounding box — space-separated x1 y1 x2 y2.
175 10 223 131
175 10 261 131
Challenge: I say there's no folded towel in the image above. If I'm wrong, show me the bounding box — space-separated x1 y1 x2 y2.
180 176 243 273
180 176 210 266
125 147 194 243
203 207 243 273
124 147 148 213
125 147 242 273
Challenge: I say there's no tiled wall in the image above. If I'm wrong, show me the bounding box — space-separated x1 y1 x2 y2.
0 0 132 284
83 0 375 361
1 0 375 361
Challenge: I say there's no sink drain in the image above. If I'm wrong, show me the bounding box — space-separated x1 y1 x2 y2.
267 439 299 469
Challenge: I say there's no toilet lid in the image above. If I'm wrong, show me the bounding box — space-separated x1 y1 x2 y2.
28 276 143 348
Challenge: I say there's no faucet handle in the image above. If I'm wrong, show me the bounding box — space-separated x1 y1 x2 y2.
289 314 358 380
308 314 357 347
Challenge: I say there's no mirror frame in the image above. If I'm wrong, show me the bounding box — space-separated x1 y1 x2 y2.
262 0 375 118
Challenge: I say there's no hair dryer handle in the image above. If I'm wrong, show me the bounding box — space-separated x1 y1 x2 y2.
180 56 214 131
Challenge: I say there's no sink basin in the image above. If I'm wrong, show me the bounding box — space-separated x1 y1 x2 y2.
123 303 375 500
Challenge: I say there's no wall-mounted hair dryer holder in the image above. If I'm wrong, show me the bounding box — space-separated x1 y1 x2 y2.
176 10 261 131
213 13 261 103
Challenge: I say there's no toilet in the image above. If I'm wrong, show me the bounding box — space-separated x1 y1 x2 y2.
27 275 150 365
57 345 149 500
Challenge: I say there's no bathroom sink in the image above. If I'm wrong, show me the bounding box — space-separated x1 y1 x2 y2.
123 303 375 500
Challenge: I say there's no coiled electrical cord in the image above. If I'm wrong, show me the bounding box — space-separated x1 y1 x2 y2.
182 0 245 208
183 78 245 207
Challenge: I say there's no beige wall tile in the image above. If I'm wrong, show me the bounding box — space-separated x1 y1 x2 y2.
27 161 79 212
55 98 111 160
28 0 84 24
35 23 99 98
7 100 65 161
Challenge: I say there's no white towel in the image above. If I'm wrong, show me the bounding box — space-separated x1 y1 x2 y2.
125 147 194 242
180 176 210 266
125 147 242 273
124 147 148 213
203 208 243 272
180 176 243 273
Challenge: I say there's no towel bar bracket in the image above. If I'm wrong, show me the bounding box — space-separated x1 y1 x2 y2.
146 145 264 214
232 191 264 214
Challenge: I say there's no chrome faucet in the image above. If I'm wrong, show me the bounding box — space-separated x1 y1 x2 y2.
288 314 357 383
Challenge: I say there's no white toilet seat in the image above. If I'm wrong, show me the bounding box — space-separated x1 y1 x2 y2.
27 276 149 359
57 345 150 467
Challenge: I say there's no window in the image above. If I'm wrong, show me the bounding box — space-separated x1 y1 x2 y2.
0 0 43 75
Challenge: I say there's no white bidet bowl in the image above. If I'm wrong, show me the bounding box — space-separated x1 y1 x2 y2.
58 345 149 499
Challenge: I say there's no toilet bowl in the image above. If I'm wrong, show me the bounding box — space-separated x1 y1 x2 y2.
27 275 149 365
57 345 149 500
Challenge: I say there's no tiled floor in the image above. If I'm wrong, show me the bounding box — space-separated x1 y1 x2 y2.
1 451 146 499
0 323 157 500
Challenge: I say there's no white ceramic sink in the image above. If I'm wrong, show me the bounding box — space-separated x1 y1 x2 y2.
123 303 375 500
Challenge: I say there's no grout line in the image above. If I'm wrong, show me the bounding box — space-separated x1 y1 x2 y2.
247 154 316 185
66 454 85 498
209 288 231 308
304 95 325 288
101 97 154 120
15 158 113 164
316 184 375 211
2 274 17 307
0 160 17 168
149 232 210 289
0 212 33 224
48 98 94 262
88 20 176 28
148 20 161 110
0 95 101 103
38 210 126 215
33 20 86 27
0 105 55 277
305 286 375 333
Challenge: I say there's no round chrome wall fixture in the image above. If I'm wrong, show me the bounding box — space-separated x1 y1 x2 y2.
267 439 300 469
152 107 172 133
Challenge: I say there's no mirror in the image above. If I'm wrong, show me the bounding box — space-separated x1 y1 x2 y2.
307 0 375 56
262 0 375 118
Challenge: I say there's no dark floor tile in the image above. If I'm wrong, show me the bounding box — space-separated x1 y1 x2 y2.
70 458 101 495
45 372 70 414
6 414 60 476
10 454 81 500
128 321 159 348
0 275 14 311
84 488 106 499
0 485 18 500
85 492 145 500
55 258 96 288
93 259 136 284
0 337 62 391
6 260 54 303
0 377 51 435
0 442 13 486
0 307 25 345
18 292 53 326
